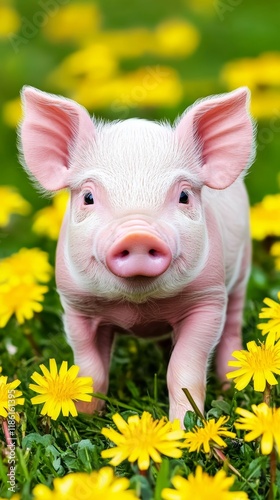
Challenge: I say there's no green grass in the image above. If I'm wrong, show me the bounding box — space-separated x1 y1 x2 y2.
0 252 279 498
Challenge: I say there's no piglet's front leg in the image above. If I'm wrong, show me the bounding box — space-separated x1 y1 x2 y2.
63 309 115 414
167 292 227 427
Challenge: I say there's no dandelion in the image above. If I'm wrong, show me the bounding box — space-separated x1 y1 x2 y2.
0 248 52 285
226 338 280 391
0 186 31 228
154 19 200 58
257 292 280 344
0 376 24 419
97 28 152 59
220 52 280 119
270 242 280 271
0 5 20 37
235 403 280 455
2 97 22 128
101 411 184 470
161 465 248 500
250 194 280 240
32 191 69 240
188 0 217 15
51 43 118 89
32 467 138 500
0 281 48 327
74 66 183 110
42 2 101 44
29 359 93 420
221 52 280 92
182 416 235 453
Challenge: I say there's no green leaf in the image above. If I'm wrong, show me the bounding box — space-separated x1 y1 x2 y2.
246 456 268 480
183 410 198 431
22 433 55 449
154 458 170 500
207 399 231 418
77 439 96 471
130 475 153 500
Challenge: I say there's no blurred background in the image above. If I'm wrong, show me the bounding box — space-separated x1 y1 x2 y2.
0 0 280 279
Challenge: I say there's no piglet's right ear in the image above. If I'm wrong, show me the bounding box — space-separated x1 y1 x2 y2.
20 86 95 191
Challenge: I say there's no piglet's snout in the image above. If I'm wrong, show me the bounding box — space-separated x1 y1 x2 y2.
106 231 172 278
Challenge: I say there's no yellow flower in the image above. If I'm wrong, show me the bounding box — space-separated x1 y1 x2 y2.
2 97 22 128
235 403 280 455
50 43 118 89
221 52 280 92
0 5 20 37
0 376 24 419
162 465 248 500
97 28 152 59
257 292 280 344
0 186 31 227
182 416 235 453
250 90 280 120
187 0 217 15
42 2 101 44
101 411 184 470
74 66 183 110
153 19 200 58
29 359 93 420
271 242 280 271
0 248 52 285
220 52 280 119
32 467 138 500
226 338 280 391
250 194 280 240
0 280 48 327
32 191 69 240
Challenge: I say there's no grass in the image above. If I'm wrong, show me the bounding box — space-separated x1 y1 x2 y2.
0 256 280 498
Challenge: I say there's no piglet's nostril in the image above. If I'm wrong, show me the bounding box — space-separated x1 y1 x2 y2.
149 249 157 257
120 250 129 258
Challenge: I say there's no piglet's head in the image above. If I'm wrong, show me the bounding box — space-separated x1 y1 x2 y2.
20 86 254 192
20 86 254 302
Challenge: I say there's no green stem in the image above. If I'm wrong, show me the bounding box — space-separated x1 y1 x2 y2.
263 383 271 406
269 447 277 500
263 383 276 499
23 329 41 357
182 388 205 421
1 419 13 447
44 415 51 434
92 392 141 412
213 448 241 477
139 469 148 477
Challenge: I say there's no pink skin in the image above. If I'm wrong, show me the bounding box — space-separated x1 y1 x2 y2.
106 232 172 277
20 85 255 427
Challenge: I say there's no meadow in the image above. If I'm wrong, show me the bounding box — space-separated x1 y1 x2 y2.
1 0 280 498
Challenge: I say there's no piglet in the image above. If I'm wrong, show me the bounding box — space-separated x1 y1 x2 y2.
20 86 255 425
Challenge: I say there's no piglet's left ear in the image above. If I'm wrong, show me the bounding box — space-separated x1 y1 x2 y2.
175 87 255 189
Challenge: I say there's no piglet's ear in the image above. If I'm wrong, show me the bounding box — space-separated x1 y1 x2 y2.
20 86 95 191
175 87 255 189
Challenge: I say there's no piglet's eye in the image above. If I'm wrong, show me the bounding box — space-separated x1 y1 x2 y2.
84 192 94 205
179 191 189 204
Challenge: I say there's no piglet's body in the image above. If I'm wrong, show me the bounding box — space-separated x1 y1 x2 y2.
20 86 255 425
